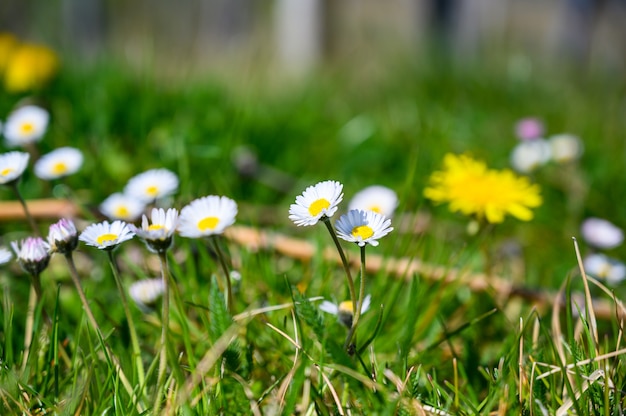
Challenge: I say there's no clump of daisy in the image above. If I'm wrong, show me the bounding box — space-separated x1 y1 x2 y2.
320 295 371 328
100 192 147 222
424 153 542 224
581 218 623 250
583 253 626 286
124 169 179 204
548 133 583 164
510 139 551 173
289 180 343 226
3 105 49 147
34 147 83 180
47 218 78 254
515 117 544 141
348 185 398 218
335 209 393 351
129 278 165 311
79 220 135 251
133 208 179 254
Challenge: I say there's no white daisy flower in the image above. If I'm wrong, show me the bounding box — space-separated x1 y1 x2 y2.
100 192 146 222
510 139 551 173
583 253 626 286
319 295 371 328
0 247 12 265
178 195 238 238
11 237 51 276
48 218 79 254
0 151 30 185
348 185 399 218
34 147 83 180
79 220 135 250
3 105 49 147
548 134 583 163
289 180 344 226
581 217 624 250
129 278 165 310
124 169 179 203
335 209 393 247
132 208 179 253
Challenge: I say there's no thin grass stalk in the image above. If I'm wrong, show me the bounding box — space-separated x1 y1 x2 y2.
106 250 146 389
322 218 357 315
211 236 234 314
154 251 171 414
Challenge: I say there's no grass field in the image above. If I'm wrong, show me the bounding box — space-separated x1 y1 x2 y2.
1 51 626 414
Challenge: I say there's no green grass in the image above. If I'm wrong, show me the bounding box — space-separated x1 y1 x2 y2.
1 54 626 414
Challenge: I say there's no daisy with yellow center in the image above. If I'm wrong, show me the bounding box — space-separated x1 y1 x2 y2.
335 209 393 247
583 254 626 286
124 168 179 203
79 220 135 250
100 192 146 222
132 208 179 253
0 151 29 185
34 147 83 180
289 180 344 226
3 105 49 147
129 278 165 310
348 185 399 218
319 295 371 328
424 153 542 224
178 195 238 238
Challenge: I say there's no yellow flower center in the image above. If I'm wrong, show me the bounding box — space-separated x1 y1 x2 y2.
146 185 159 196
148 224 164 231
52 162 67 175
368 205 382 214
20 122 34 135
96 233 118 246
338 301 354 314
198 216 219 231
308 198 330 217
115 206 129 218
351 225 374 240
1 168 14 176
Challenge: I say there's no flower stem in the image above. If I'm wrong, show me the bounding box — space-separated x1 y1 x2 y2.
106 250 146 390
344 245 367 352
10 183 40 237
21 282 38 371
154 251 171 414
64 252 145 408
211 236 234 314
323 218 357 315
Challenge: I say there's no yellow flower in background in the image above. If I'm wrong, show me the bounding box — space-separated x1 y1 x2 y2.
424 153 542 223
0 33 19 73
4 42 58 92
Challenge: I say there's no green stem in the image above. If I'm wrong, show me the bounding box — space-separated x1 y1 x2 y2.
211 236 234 314
322 218 357 315
154 251 171 414
106 250 146 390
21 282 38 371
344 245 367 352
11 183 40 237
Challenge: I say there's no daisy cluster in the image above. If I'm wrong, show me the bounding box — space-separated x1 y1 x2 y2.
510 117 583 174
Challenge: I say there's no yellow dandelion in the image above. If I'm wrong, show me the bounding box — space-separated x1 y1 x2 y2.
4 42 58 92
424 153 542 223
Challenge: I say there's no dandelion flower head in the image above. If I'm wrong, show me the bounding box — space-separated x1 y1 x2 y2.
289 180 343 226
4 42 58 92
424 153 542 224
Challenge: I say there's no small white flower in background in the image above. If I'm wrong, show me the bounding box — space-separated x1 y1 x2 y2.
320 295 371 328
581 218 624 250
178 195 238 238
129 278 165 310
79 220 135 250
0 247 12 265
348 185 399 218
335 209 393 247
514 117 544 141
100 192 146 222
3 105 49 147
11 237 51 276
124 169 179 203
34 147 83 180
289 180 344 226
0 151 30 185
583 253 626 286
48 218 79 254
548 134 583 163
510 139 551 173
132 208 179 253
